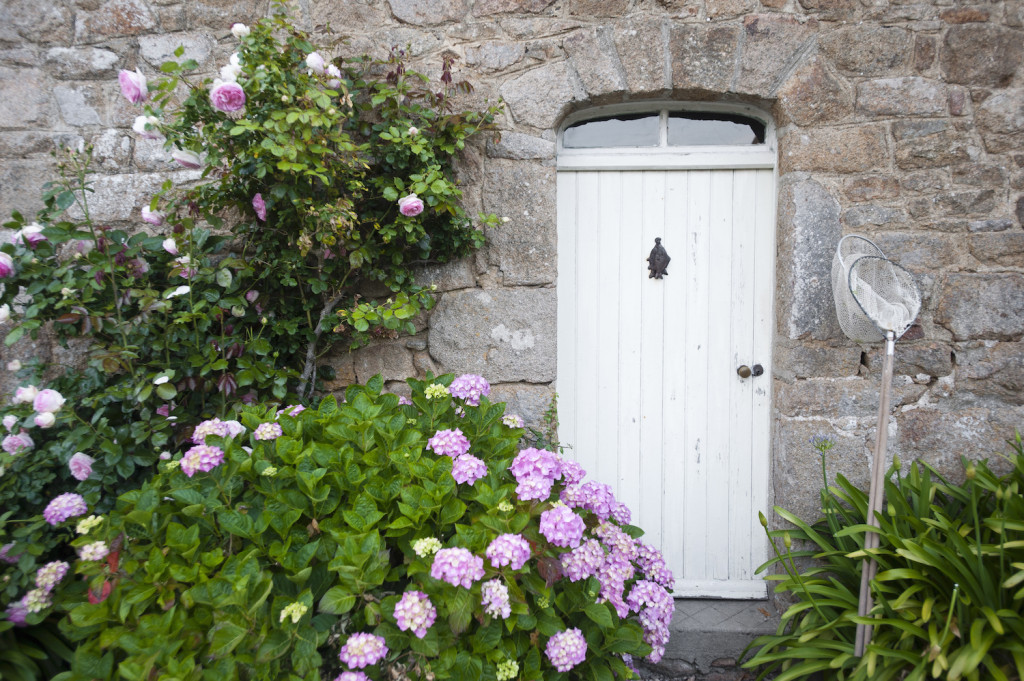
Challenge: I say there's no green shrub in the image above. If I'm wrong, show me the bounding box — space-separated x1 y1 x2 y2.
0 3 501 651
53 375 673 680
743 435 1024 681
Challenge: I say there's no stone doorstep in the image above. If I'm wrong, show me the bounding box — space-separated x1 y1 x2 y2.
640 598 781 680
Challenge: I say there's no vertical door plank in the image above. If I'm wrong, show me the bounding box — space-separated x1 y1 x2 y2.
728 169 757 579
596 172 622 486
617 171 645 522
749 168 775 570
682 170 711 581
556 172 579 462
639 171 667 549
660 170 688 584
706 170 734 581
573 172 602 478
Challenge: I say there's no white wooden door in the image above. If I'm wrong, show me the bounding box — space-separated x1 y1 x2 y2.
556 167 775 599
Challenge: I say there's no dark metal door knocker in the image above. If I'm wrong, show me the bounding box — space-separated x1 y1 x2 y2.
647 237 670 279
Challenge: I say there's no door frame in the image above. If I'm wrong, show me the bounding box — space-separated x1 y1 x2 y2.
555 102 778 599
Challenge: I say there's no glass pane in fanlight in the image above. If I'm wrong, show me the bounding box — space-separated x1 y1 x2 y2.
667 113 765 145
563 114 660 148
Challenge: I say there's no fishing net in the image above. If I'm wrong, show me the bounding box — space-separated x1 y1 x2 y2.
831 235 921 343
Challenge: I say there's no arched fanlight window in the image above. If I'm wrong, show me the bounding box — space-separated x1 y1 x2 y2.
562 110 766 148
557 103 775 171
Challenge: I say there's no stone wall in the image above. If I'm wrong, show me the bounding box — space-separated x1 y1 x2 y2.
1 0 1023 675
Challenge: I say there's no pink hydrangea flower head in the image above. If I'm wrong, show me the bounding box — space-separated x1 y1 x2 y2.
611 501 632 525
560 460 586 485
192 418 232 444
22 587 51 614
0 252 13 278
516 475 554 502
171 149 202 169
486 533 531 570
2 431 34 455
545 628 588 672
118 68 148 104
254 422 283 441
338 632 387 668
539 505 585 548
33 412 55 429
393 590 436 639
451 454 487 485
79 541 109 561
595 522 638 561
430 547 485 588
481 578 511 619
509 447 562 484
502 414 525 429
252 193 267 221
0 542 20 565
141 206 164 226
334 674 370 681
425 428 470 459
560 483 586 508
449 374 490 406
13 385 38 405
33 389 65 414
560 539 605 582
43 493 88 526
398 395 412 406
209 80 246 112
180 444 225 477
223 420 245 438
5 596 29 626
398 193 424 217
580 481 615 520
35 561 69 591
69 452 95 481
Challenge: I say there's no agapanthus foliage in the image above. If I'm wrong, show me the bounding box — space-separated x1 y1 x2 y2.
0 3 500 647
55 375 672 680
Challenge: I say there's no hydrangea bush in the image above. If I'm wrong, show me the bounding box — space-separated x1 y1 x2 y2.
0 4 500 645
56 375 674 680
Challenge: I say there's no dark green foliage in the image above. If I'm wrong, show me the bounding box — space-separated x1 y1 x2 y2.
743 435 1024 681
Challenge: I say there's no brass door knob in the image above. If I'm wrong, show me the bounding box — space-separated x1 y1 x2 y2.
737 365 752 378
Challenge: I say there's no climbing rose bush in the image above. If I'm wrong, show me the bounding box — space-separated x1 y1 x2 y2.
58 375 673 680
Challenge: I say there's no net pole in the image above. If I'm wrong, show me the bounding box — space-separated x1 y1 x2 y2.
855 331 895 656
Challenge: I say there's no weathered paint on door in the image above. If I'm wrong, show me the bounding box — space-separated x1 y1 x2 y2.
556 167 775 599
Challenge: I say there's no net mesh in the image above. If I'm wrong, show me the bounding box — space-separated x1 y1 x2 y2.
831 235 921 343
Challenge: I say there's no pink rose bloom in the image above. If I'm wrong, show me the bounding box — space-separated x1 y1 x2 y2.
2 414 16 431
132 115 162 140
326 64 341 89
171 149 202 169
118 69 148 104
13 385 38 405
162 238 178 256
245 290 259 303
209 80 246 113
33 389 65 414
33 412 55 429
0 252 13 278
141 206 164 226
398 193 424 217
305 52 326 74
252 193 267 221
69 452 95 481
17 224 46 248
2 431 33 454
